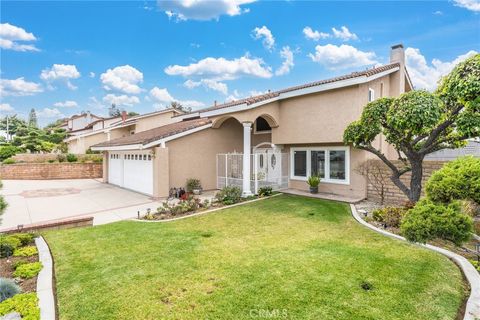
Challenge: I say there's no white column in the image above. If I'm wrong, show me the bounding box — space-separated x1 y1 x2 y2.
242 122 253 196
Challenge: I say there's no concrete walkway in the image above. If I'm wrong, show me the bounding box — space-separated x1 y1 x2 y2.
281 188 364 203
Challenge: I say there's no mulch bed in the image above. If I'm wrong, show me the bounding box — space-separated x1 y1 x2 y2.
0 240 39 293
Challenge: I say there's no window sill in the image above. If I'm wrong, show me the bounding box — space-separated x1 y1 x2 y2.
289 177 350 185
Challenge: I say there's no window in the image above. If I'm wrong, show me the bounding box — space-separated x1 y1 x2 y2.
291 147 349 184
254 117 272 134
329 150 346 180
368 88 375 102
293 150 307 177
311 150 325 178
259 154 264 168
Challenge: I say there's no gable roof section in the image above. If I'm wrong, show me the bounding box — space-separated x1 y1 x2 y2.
177 62 401 119
91 118 211 150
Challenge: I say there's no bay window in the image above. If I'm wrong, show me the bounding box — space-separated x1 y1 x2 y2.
290 147 349 184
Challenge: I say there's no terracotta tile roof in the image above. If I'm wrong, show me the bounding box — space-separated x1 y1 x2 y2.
181 62 400 115
92 118 211 148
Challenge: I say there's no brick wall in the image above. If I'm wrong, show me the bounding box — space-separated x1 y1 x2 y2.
0 163 102 180
366 160 447 205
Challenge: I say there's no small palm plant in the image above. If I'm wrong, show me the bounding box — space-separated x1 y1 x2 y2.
307 175 321 194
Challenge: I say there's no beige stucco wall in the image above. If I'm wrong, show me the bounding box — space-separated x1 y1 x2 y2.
165 118 243 194
134 111 178 133
67 127 131 154
153 147 170 198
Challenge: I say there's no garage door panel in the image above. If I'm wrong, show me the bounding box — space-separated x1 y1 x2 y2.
108 153 123 187
123 152 153 196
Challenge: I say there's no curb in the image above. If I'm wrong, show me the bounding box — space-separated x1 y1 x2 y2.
350 204 480 320
35 236 56 320
132 193 282 223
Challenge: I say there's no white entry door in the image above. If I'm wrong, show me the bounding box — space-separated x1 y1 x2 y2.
123 152 153 196
108 153 124 187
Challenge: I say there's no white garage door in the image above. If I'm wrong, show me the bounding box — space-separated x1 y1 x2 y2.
108 151 153 196
108 153 123 187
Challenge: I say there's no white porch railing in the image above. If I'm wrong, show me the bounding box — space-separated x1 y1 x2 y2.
217 153 289 194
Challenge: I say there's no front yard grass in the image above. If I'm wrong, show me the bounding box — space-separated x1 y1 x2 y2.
44 195 467 320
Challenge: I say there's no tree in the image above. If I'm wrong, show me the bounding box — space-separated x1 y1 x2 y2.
344 54 480 202
355 160 390 205
127 112 139 116
28 109 37 128
0 115 27 136
169 101 191 113
108 104 121 117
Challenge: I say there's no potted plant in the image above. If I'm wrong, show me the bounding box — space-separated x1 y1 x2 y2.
186 178 202 195
307 175 320 194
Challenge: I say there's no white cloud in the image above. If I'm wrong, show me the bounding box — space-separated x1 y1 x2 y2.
303 26 330 41
332 26 358 41
433 10 443 15
37 108 65 119
0 23 39 52
89 72 95 78
150 86 205 110
252 26 275 51
275 46 294 76
158 0 255 21
308 44 377 70
453 0 480 12
102 94 140 107
100 65 143 94
40 64 81 90
53 100 78 108
405 47 477 91
184 79 228 95
0 103 14 113
165 55 272 81
0 77 43 96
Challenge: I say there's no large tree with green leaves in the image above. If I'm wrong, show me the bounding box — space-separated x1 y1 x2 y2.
28 108 38 128
344 54 480 202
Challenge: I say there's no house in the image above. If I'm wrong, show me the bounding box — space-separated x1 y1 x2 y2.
66 108 183 154
91 44 413 199
58 112 105 135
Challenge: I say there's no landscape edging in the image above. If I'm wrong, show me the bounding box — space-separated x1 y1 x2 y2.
35 236 56 320
350 204 480 320
132 193 282 223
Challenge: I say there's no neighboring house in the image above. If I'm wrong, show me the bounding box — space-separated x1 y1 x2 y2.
92 44 413 199
425 140 480 161
59 112 104 135
66 108 183 154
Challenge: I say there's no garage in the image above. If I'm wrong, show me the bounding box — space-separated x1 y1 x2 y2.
107 151 153 196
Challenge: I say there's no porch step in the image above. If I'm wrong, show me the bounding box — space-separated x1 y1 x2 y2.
280 189 365 204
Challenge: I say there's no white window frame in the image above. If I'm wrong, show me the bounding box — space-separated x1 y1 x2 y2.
290 146 350 185
368 88 375 102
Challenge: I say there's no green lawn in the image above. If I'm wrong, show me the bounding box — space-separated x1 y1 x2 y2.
44 195 467 320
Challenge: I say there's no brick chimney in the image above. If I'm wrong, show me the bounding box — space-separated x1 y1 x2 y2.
121 110 127 123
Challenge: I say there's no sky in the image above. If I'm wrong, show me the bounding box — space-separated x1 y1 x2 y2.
0 0 479 127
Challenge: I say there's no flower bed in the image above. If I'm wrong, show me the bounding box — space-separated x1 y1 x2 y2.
0 233 41 319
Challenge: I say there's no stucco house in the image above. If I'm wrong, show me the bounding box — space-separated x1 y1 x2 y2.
66 108 182 154
91 44 413 199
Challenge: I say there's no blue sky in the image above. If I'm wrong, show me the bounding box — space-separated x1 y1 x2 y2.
1 0 479 126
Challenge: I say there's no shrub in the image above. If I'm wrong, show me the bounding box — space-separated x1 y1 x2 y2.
426 156 480 204
258 186 273 197
307 175 320 187
10 233 34 246
469 259 480 273
186 178 202 193
0 146 20 161
0 278 21 303
2 158 15 165
215 186 242 205
372 207 406 228
13 261 28 270
0 292 39 320
57 154 66 162
0 196 7 214
401 199 473 246
13 246 37 257
47 159 55 163
13 262 42 279
0 236 21 258
66 153 77 162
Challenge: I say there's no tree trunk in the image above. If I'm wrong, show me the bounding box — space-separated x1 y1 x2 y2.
408 160 424 202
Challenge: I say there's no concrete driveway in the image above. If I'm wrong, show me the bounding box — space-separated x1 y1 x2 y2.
0 179 161 229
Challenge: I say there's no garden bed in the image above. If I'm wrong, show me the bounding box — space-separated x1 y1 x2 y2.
0 233 42 319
